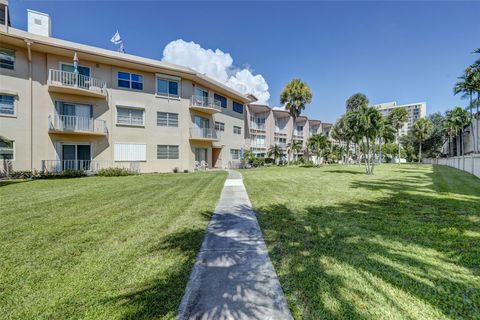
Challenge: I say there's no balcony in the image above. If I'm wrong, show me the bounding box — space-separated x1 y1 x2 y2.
250 142 267 149
189 127 220 142
48 69 107 98
189 96 222 114
42 160 140 173
275 128 288 136
48 114 107 136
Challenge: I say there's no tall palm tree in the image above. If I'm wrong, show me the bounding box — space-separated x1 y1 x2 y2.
330 120 348 163
287 140 303 162
280 79 312 164
308 133 330 166
345 93 369 112
444 107 472 156
268 144 283 165
412 118 433 162
387 107 409 164
378 118 396 163
454 68 477 152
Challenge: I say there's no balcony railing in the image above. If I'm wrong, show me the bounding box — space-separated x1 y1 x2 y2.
42 160 140 173
48 69 107 96
275 128 288 135
190 95 222 112
250 142 267 149
189 127 219 140
250 122 266 131
49 114 107 134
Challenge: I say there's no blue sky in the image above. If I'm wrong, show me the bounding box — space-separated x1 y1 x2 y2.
10 1 480 123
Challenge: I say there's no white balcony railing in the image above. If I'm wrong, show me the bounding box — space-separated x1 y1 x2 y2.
250 142 267 149
190 95 222 111
49 114 107 134
250 122 266 131
275 128 288 135
41 160 140 173
48 69 107 95
189 127 219 140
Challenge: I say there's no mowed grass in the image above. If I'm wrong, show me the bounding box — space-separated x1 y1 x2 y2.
242 164 480 320
0 171 227 320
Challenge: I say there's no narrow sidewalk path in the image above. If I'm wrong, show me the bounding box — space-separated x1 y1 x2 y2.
177 170 293 320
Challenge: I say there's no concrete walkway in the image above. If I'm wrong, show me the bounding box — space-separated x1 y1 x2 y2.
177 170 293 320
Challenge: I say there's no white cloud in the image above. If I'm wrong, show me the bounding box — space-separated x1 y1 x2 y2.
162 39 270 105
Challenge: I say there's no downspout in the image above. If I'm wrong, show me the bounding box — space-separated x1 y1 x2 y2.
25 40 33 170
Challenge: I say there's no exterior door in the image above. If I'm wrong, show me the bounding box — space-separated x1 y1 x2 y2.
62 144 76 170
62 144 91 170
77 145 91 170
195 148 208 163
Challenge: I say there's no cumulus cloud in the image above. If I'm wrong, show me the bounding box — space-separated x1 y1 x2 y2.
162 39 270 105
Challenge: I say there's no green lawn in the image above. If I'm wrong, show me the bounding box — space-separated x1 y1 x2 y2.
0 172 227 320
242 164 480 320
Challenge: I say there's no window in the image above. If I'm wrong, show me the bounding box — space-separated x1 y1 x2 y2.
157 145 179 159
117 106 144 126
233 101 243 114
233 126 242 135
114 143 146 161
230 149 240 160
296 125 304 132
214 93 227 108
215 121 225 131
0 48 14 70
0 140 14 160
0 95 15 116
156 77 179 98
118 72 143 90
157 112 179 127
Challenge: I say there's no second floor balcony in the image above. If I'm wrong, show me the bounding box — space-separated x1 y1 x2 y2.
189 127 220 141
189 96 222 114
48 114 107 136
48 69 107 98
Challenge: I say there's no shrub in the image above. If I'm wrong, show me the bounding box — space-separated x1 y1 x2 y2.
173 167 179 173
60 170 87 178
97 167 133 177
183 169 189 173
9 170 34 179
252 157 265 168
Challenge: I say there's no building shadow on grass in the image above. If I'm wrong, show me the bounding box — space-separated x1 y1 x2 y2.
255 168 480 319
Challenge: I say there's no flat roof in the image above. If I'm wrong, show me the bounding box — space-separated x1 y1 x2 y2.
0 26 256 103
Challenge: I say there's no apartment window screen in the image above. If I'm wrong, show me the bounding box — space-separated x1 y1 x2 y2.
233 101 243 114
117 107 144 126
157 112 179 127
0 48 14 70
233 126 242 135
230 149 240 160
114 143 146 161
0 95 15 115
215 121 225 131
157 145 179 159
156 78 179 97
214 94 227 108
118 72 144 90
0 140 14 160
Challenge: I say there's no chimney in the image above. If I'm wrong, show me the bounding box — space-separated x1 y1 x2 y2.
27 10 51 37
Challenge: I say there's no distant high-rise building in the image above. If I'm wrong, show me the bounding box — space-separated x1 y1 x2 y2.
373 101 427 136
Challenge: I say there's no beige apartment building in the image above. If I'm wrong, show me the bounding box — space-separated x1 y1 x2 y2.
0 7 256 173
246 104 324 160
374 101 427 136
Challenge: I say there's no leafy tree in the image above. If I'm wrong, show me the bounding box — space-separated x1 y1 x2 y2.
280 79 312 163
346 93 369 112
308 133 330 166
387 107 409 163
412 118 433 162
267 144 283 165
422 113 446 158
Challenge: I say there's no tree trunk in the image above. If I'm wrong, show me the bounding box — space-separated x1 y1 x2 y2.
418 142 422 163
397 130 401 165
379 137 382 164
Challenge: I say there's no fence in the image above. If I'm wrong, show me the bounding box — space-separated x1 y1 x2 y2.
423 155 480 178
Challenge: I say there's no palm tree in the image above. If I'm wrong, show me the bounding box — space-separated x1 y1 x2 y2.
268 144 283 165
378 118 396 163
280 79 312 164
287 140 303 162
454 68 477 152
331 119 348 163
346 93 369 112
443 107 471 156
387 107 409 164
308 133 330 166
412 118 433 162
345 105 383 174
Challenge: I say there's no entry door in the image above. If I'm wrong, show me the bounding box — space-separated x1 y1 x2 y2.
194 116 209 129
57 102 92 131
62 144 91 170
61 64 91 88
62 144 76 170
77 145 92 170
195 148 208 163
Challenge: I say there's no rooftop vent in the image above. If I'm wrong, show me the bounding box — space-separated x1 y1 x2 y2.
27 10 51 37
